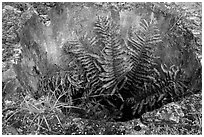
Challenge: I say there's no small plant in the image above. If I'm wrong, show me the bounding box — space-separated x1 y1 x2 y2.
3 88 76 134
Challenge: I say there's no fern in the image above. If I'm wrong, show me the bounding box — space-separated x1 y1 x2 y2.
63 34 104 98
95 16 131 96
121 18 161 97
117 18 169 117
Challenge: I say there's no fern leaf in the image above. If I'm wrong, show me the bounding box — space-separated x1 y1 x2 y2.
94 17 130 95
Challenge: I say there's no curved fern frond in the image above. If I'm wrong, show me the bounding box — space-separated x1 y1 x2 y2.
122 18 162 98
63 35 103 96
113 18 166 118
94 16 131 95
93 15 110 51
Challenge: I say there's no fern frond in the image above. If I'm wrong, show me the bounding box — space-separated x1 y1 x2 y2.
63 35 103 96
95 17 131 95
122 18 162 98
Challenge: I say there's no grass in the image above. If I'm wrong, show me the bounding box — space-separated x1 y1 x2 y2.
2 87 202 135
